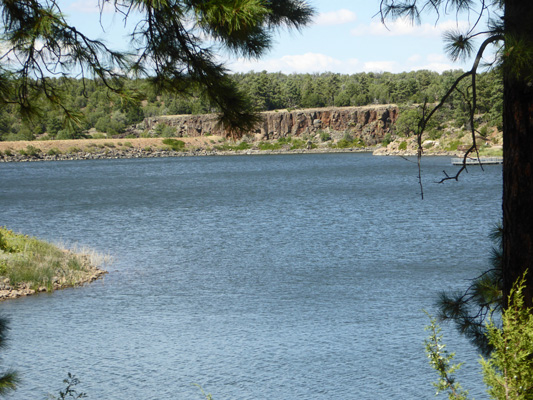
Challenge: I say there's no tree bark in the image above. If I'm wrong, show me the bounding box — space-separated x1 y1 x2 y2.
502 1 533 308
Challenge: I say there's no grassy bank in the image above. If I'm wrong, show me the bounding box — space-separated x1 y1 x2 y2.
0 227 108 300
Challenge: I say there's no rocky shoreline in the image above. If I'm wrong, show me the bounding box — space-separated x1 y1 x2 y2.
0 145 379 163
0 266 107 301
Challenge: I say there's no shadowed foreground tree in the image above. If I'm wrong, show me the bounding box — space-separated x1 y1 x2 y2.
0 0 314 134
379 1 533 310
0 318 18 396
438 224 503 355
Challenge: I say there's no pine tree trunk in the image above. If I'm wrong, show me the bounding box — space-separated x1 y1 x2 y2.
502 0 533 308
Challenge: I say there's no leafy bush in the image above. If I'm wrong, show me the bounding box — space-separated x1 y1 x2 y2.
479 125 489 138
154 123 177 137
398 141 408 151
319 130 331 141
233 141 251 151
66 147 81 154
47 148 62 156
258 142 282 150
445 140 462 151
382 133 392 146
161 138 186 151
425 273 533 400
277 136 292 144
289 139 307 149
335 137 365 149
19 145 41 156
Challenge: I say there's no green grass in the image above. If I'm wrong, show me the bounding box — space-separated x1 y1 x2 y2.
214 141 251 151
334 138 365 149
0 227 108 293
257 142 282 151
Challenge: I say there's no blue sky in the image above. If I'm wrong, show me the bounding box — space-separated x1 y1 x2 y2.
62 0 491 75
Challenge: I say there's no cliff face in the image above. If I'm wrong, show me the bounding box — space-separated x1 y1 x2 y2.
144 105 398 145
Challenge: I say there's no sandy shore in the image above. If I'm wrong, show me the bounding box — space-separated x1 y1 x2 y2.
0 136 222 154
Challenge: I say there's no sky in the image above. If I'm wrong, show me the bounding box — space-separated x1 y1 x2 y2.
61 0 490 75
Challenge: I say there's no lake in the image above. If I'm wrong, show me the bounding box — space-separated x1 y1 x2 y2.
0 153 501 399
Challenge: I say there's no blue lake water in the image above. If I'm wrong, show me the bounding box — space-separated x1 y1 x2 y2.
0 153 501 399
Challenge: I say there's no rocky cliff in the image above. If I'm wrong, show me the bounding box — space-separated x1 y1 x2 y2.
143 105 398 145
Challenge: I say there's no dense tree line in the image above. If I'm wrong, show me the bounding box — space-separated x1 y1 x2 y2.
0 69 502 141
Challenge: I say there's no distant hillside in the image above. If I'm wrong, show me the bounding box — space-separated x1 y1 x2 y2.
0 70 502 143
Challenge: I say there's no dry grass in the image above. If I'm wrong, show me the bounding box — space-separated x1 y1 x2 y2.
0 136 224 154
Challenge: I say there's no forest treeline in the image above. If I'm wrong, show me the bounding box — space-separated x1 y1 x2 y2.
0 69 502 141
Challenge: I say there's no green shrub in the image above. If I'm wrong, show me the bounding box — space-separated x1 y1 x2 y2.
479 125 489 138
445 140 462 151
161 138 186 151
277 136 292 144
123 142 133 148
398 141 408 151
427 129 443 140
382 133 392 146
18 145 41 156
47 148 62 156
66 147 81 154
233 141 251 151
335 137 365 149
154 123 177 137
425 273 533 400
319 130 331 141
289 139 306 150
258 142 282 151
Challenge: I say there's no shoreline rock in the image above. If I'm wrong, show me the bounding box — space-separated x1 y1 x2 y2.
0 145 378 163
0 267 107 301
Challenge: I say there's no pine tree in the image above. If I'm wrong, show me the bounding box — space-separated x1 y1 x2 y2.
0 0 314 134
0 317 18 396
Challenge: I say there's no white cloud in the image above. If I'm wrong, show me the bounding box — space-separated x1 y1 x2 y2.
225 51 463 75
314 9 357 26
407 53 461 72
363 61 399 72
410 62 458 73
228 53 351 74
351 17 469 37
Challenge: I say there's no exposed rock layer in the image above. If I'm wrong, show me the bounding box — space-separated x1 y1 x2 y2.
144 105 398 145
